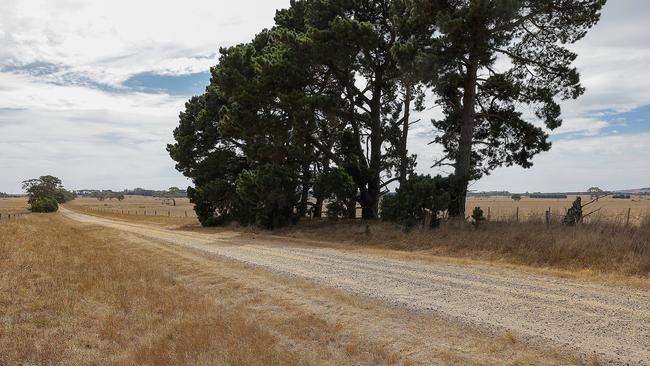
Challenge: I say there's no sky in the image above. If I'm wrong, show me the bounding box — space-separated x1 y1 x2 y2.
0 0 649 194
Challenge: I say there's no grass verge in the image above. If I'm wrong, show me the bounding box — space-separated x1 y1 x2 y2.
273 217 650 278
0 214 409 365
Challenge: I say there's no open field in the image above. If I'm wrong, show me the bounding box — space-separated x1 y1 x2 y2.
0 197 30 222
67 196 199 226
0 196 29 212
467 195 650 225
0 212 591 365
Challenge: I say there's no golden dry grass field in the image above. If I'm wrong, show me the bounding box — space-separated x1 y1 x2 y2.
1 214 585 365
0 197 30 222
0 197 29 212
66 196 199 226
467 195 650 225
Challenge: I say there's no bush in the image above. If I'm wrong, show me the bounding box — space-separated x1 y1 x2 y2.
381 174 452 229
30 197 59 213
471 207 485 228
235 164 299 229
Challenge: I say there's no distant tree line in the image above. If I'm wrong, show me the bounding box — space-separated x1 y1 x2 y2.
168 0 605 228
90 191 125 201
79 187 188 200
123 187 187 198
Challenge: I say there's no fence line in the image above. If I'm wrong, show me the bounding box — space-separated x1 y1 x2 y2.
75 205 646 227
85 207 196 219
0 212 30 223
473 206 642 226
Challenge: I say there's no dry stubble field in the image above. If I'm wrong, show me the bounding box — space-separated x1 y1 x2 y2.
468 195 650 224
0 197 30 221
66 196 199 226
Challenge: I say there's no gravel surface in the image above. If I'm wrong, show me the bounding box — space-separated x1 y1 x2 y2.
62 208 650 365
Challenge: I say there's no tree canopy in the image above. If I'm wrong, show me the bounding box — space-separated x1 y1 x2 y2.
169 0 605 228
401 0 606 216
22 175 75 205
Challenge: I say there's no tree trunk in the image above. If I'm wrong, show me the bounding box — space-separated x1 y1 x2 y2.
399 81 413 187
299 161 311 217
452 56 479 218
363 71 384 220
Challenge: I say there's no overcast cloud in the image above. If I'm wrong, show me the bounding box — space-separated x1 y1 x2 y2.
0 0 648 193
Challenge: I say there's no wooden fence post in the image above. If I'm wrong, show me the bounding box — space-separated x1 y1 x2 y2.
185 211 187 217
626 208 631 227
516 207 519 222
168 211 171 217
545 209 550 225
487 207 491 221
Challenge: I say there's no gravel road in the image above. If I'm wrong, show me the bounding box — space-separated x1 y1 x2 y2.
61 208 650 365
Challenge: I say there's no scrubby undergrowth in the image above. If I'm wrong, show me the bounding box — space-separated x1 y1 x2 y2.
275 218 650 277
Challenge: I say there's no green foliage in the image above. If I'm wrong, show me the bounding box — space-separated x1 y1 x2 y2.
235 165 299 229
29 197 59 213
471 207 485 228
381 174 453 229
167 0 603 227
22 175 75 204
313 168 357 220
511 194 522 202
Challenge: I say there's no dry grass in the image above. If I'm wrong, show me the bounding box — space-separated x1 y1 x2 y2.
274 217 650 278
65 196 199 226
0 214 414 365
0 197 29 221
467 195 650 225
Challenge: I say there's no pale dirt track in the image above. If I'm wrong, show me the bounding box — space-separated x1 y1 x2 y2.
60 208 650 365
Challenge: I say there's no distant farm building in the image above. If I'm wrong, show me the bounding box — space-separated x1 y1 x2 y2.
528 194 568 199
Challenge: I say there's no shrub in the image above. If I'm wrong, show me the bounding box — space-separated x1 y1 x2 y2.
381 174 452 229
235 164 299 229
471 207 485 228
30 197 59 213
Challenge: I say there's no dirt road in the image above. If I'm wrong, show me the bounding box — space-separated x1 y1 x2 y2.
61 208 650 365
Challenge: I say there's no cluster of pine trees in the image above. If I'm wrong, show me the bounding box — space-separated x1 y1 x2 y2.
168 0 605 229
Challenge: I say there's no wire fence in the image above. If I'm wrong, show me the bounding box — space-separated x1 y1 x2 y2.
0 212 30 223
472 206 647 226
84 207 197 219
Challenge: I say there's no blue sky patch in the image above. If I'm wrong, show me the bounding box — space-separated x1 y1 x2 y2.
600 106 650 135
122 71 211 96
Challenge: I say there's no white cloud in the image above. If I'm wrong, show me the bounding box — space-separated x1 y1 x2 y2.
0 0 290 84
474 134 650 192
0 0 649 193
